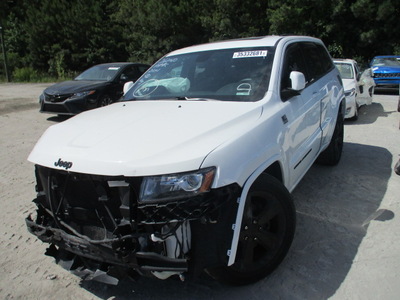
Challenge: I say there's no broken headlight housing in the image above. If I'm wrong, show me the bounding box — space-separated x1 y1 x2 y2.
139 167 216 203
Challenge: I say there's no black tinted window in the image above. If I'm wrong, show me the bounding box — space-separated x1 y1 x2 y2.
122 66 141 81
281 43 307 90
301 42 333 82
138 65 149 73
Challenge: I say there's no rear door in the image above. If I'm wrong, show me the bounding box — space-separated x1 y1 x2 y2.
300 42 337 148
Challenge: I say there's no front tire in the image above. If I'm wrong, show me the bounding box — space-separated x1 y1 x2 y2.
98 94 113 107
206 174 296 285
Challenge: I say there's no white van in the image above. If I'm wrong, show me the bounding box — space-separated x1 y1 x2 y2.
26 35 345 285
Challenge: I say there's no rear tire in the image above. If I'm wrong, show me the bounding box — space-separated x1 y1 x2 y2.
317 110 344 165
206 174 296 285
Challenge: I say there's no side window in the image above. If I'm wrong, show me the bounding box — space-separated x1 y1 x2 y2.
138 65 149 73
122 66 141 81
281 43 308 91
301 42 333 82
317 44 334 74
301 43 323 82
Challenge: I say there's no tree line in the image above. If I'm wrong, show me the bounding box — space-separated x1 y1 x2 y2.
0 0 399 81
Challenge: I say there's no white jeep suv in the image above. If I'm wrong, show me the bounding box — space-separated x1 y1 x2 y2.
26 35 345 285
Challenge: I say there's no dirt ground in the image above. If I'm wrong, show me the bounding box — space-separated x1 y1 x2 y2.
0 83 399 300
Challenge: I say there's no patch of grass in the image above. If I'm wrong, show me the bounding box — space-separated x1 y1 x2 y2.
0 68 74 83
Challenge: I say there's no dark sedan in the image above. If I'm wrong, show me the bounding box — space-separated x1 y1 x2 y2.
39 62 150 115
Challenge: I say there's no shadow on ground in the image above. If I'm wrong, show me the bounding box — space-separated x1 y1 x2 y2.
46 115 71 122
345 101 397 125
78 141 392 299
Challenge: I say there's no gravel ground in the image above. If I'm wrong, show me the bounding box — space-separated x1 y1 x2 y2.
0 83 399 300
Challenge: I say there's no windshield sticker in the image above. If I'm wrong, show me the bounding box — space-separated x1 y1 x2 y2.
108 67 120 70
133 79 160 97
236 82 252 95
233 50 267 59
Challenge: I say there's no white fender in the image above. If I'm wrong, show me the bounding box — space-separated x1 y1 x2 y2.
227 155 283 266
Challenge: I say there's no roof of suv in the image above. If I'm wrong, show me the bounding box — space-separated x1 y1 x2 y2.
168 35 322 56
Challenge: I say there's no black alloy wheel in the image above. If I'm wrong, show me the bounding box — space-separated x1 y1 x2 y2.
207 174 296 285
99 94 113 107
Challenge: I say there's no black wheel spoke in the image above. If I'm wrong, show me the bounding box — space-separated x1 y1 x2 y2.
257 198 281 225
241 240 256 267
206 174 296 285
256 231 278 250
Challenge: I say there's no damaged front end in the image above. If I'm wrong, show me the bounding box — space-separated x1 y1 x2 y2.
26 165 240 284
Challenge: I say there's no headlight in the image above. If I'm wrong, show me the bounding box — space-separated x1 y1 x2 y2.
68 90 96 99
139 167 216 202
344 88 356 97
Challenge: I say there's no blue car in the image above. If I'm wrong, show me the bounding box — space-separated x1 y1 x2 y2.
370 55 400 88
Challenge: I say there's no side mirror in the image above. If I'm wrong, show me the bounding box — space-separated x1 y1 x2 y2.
123 81 134 95
281 71 306 100
290 71 306 91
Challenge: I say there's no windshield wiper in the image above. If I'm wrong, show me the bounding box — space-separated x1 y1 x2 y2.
175 97 218 101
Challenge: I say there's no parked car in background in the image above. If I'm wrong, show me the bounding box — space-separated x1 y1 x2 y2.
39 62 150 115
370 55 400 88
334 59 374 120
27 36 345 286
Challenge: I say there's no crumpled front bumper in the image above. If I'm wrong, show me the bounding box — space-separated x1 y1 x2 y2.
26 208 189 284
25 166 241 283
26 215 188 269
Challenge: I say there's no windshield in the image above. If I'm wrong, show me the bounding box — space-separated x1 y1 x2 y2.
371 57 400 67
335 62 354 79
75 65 122 81
123 47 274 102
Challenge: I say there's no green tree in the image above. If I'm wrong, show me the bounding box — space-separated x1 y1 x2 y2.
20 0 127 75
114 0 271 63
3 0 400 81
0 0 29 77
267 0 400 64
199 0 269 41
114 0 206 64
350 0 400 59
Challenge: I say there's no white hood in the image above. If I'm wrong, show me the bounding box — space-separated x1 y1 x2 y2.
29 100 262 176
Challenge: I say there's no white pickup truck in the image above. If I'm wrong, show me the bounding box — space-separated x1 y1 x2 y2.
26 35 345 285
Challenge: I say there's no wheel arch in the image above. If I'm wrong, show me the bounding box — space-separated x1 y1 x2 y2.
262 161 283 183
227 157 287 266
